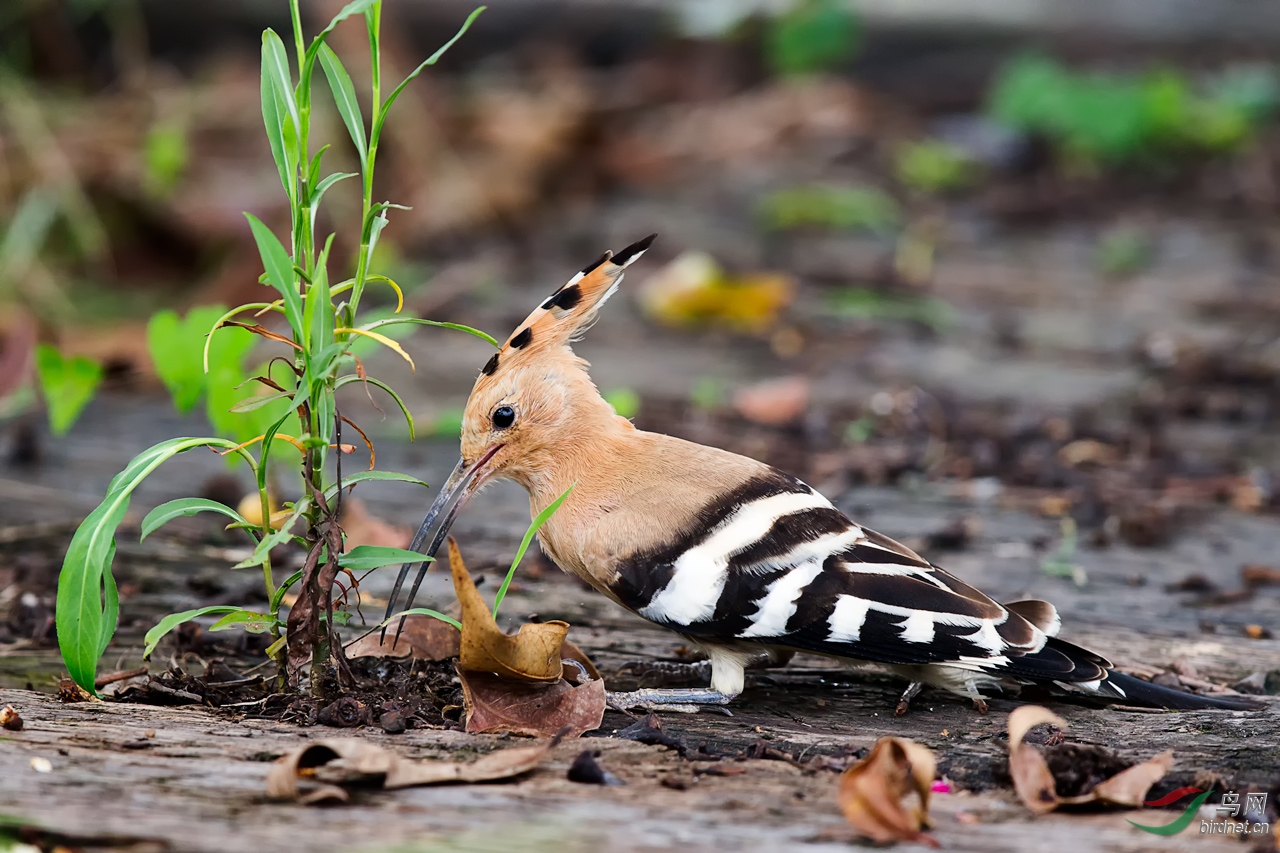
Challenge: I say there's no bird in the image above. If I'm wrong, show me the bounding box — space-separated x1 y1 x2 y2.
384 234 1261 714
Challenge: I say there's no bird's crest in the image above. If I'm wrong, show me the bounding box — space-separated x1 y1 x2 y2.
476 234 656 380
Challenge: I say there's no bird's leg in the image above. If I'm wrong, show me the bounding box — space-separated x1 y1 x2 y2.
894 681 924 716
606 647 748 714
965 682 990 715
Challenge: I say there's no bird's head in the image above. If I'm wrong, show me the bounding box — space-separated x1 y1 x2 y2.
384 234 656 616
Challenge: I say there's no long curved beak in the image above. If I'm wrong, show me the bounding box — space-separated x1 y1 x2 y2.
382 444 502 642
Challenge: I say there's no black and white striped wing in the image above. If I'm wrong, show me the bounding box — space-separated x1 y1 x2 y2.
610 471 1107 685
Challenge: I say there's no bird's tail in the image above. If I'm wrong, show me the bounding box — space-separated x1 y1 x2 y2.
1097 670 1266 711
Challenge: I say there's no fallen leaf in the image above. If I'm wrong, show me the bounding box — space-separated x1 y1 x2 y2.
346 614 460 661
0 705 23 731
459 668 606 738
1242 564 1280 588
340 498 411 549
733 376 811 426
1007 705 1174 814
267 738 553 803
838 737 938 847
450 537 569 682
1007 706 1066 815
1057 439 1119 468
639 251 794 334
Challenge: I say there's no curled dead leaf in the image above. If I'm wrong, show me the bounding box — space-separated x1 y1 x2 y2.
459 668 605 738
449 537 568 682
838 737 938 847
266 738 553 803
1007 705 1174 814
639 251 794 334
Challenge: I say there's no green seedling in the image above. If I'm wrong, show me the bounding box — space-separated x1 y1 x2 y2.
55 0 489 696
766 0 860 77
759 185 901 235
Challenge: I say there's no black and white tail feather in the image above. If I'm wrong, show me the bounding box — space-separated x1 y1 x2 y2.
608 467 1261 711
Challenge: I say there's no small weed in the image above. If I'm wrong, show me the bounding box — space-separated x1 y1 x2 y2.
1040 517 1087 586
827 288 952 331
55 0 489 696
1095 229 1152 279
989 54 1279 167
759 185 900 235
894 140 978 194
766 0 860 77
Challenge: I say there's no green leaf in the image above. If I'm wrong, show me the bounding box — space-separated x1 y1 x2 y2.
335 374 415 440
209 610 279 634
244 213 305 339
339 546 435 571
149 305 251 413
323 469 430 502
311 171 356 214
143 606 243 658
378 608 461 631
360 316 499 348
261 29 300 144
270 569 305 614
767 0 859 77
492 483 573 617
58 437 248 691
307 233 336 363
378 8 485 124
318 44 367 166
34 344 103 436
260 31 297 203
140 498 250 542
228 391 292 413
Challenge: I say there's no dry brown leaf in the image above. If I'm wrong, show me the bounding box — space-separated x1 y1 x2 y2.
449 538 568 682
1007 705 1066 814
638 251 794 334
838 737 939 847
1007 705 1174 814
459 668 606 738
733 376 811 426
346 613 460 661
266 737 552 803
341 498 411 550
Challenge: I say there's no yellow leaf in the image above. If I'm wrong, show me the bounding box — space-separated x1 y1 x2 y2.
336 327 416 372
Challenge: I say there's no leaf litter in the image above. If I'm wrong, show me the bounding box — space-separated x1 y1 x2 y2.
1006 705 1174 814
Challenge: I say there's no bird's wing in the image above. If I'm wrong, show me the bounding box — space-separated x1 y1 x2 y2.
609 468 1107 684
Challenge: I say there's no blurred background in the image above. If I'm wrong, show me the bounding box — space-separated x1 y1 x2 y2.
4 0 1280 653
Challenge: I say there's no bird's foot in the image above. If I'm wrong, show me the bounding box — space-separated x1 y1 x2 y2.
970 694 989 715
606 687 736 715
894 681 924 716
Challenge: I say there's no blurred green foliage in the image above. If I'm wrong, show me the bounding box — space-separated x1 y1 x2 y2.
827 287 951 331
147 305 302 462
989 54 1280 165
33 344 103 435
143 120 190 196
759 185 900 235
894 140 977 194
604 387 641 419
1095 229 1153 278
766 0 860 77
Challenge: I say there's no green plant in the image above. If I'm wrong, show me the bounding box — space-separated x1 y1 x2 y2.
894 140 977 194
55 0 491 696
827 288 952 331
33 344 103 436
988 54 1280 167
758 185 900 235
766 0 859 77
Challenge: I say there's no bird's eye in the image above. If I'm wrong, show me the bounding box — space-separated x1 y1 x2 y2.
492 405 516 430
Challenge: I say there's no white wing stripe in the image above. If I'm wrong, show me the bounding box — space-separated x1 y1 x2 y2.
641 490 832 625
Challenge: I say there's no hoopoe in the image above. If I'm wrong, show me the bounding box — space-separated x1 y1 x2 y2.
385 235 1260 714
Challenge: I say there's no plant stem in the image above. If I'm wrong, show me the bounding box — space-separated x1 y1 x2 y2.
349 2 382 318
